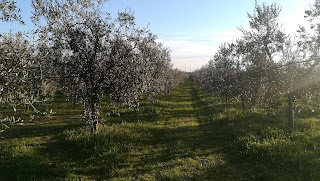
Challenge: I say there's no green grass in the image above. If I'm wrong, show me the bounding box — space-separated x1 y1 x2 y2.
1 79 320 180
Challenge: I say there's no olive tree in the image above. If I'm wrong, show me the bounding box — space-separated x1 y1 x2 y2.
0 32 53 123
32 0 126 133
31 0 183 134
193 1 320 132
0 0 23 23
194 2 286 110
281 0 320 131
192 41 249 110
239 2 286 109
105 11 184 106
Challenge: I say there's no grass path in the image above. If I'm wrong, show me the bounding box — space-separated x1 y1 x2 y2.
1 79 320 180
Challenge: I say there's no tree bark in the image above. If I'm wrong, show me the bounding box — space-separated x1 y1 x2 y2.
241 94 247 112
91 115 99 134
288 92 294 132
89 92 100 134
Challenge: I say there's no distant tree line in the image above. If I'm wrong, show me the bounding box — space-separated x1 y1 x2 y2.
0 0 185 133
192 1 320 131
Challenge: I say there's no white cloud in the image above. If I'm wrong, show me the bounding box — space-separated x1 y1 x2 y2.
158 31 242 71
158 39 215 71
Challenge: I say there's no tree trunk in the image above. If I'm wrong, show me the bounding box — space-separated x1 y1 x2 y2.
250 96 256 111
88 95 99 135
241 94 247 112
288 92 294 132
91 115 99 134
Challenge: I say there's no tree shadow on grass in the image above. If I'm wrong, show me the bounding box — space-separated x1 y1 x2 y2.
98 80 227 179
2 80 319 180
0 155 66 181
0 123 84 181
0 101 86 180
40 134 123 179
105 104 160 125
188 83 320 180
1 121 83 140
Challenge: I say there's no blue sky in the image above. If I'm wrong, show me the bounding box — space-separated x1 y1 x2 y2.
0 0 315 71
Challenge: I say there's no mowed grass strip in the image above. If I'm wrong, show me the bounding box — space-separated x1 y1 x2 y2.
1 79 320 180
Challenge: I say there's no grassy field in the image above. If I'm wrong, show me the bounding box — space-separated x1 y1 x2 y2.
1 79 320 180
